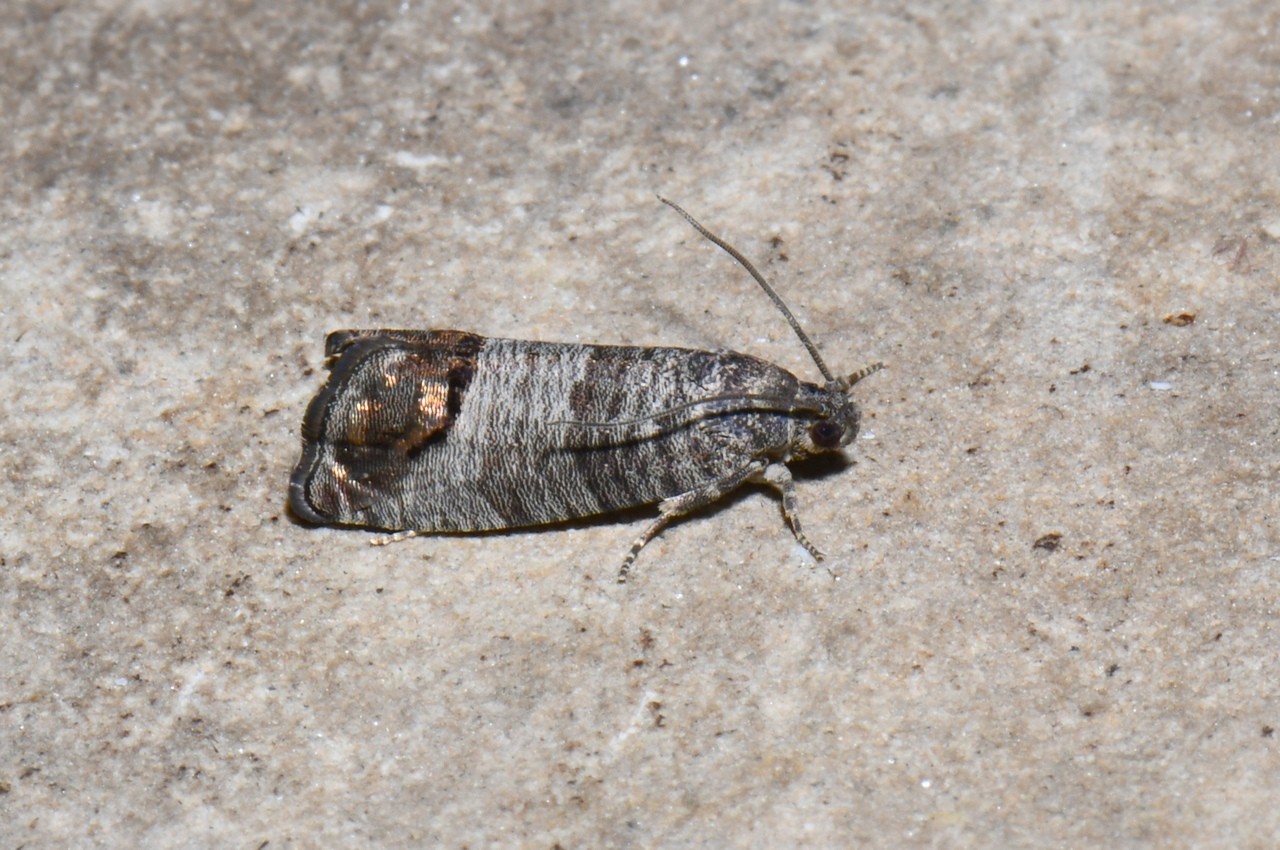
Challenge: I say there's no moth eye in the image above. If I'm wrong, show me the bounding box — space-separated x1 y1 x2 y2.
810 420 844 449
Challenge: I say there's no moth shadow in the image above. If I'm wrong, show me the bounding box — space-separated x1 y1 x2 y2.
788 450 854 483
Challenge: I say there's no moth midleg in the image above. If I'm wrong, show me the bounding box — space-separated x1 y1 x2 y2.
617 459 768 583
756 463 823 561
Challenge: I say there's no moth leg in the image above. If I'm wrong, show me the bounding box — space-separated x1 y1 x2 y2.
371 529 420 546
617 460 767 583
755 462 824 562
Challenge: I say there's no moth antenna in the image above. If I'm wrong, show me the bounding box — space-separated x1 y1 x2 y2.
659 196 836 383
841 361 885 390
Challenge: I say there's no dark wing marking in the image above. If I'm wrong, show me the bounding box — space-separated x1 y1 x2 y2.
290 330 483 525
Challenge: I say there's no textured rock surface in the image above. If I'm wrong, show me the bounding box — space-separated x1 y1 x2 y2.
2 1 1277 846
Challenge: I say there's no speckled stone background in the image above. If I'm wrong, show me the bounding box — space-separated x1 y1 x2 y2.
2 1 1277 847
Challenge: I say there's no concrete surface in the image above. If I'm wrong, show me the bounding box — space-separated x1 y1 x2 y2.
2 1 1277 847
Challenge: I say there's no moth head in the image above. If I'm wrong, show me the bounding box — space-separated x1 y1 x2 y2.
794 362 883 457
794 395 859 457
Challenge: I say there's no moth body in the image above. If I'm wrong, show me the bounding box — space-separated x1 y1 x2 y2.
289 201 881 579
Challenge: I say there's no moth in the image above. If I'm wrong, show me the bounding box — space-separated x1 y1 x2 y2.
289 199 882 580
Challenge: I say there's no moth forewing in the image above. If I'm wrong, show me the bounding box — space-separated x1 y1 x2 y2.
288 201 881 580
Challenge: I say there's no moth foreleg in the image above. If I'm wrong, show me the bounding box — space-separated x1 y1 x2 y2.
755 462 824 562
617 460 768 583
